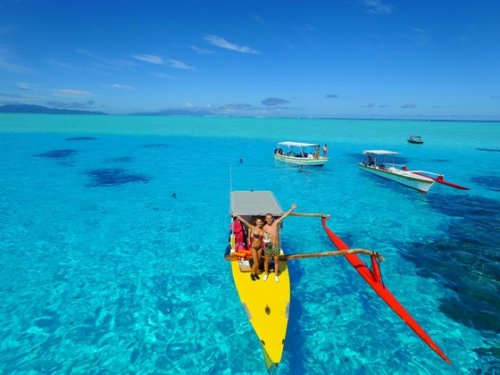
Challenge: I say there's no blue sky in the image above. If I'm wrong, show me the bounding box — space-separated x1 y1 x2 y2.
0 0 499 118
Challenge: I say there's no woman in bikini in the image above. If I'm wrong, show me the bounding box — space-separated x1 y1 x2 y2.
236 215 265 281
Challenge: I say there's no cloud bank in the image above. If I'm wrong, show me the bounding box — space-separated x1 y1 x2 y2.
261 97 290 106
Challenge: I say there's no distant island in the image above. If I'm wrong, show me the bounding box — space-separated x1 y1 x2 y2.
132 108 214 116
0 104 107 115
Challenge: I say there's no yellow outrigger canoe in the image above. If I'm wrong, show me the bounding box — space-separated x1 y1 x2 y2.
225 191 451 371
226 191 290 371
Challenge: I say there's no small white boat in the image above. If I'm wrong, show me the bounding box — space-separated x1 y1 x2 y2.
359 150 469 193
274 141 328 166
408 135 424 144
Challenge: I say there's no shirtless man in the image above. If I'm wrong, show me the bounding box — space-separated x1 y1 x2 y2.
263 203 297 282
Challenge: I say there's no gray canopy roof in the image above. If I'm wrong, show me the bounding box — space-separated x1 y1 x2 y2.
230 191 283 216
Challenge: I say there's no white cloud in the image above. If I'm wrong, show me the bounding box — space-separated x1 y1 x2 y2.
45 58 73 69
103 83 134 90
410 27 425 34
167 59 194 70
131 54 165 64
364 0 393 15
204 34 259 54
132 54 194 70
150 72 179 80
54 89 91 97
296 25 317 32
16 82 36 91
77 49 135 71
409 27 430 45
190 45 214 54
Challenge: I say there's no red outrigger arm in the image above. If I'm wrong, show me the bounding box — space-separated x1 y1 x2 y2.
413 172 470 190
321 217 451 364
433 175 469 190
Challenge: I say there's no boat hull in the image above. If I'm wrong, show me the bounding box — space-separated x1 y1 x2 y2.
359 163 434 193
230 251 290 370
274 154 328 166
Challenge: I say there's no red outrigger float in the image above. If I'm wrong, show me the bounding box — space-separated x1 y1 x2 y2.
321 216 452 364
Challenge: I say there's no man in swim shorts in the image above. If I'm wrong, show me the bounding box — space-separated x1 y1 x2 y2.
263 203 297 282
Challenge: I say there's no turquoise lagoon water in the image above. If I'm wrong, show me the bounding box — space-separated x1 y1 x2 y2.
0 114 498 374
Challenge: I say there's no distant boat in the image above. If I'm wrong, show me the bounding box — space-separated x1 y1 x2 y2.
408 135 424 144
274 141 328 166
359 150 469 193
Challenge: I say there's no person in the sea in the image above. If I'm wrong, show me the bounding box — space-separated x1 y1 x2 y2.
263 203 297 282
236 215 265 281
323 144 328 157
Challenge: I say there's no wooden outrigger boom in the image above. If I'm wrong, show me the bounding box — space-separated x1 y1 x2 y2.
226 248 385 262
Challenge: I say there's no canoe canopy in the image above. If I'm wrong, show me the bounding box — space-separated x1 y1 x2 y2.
278 141 319 148
363 150 399 155
230 191 283 216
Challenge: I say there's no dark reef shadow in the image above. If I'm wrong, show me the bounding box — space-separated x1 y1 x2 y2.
85 168 150 187
36 149 78 166
476 148 500 153
470 176 500 192
66 137 97 141
37 149 78 159
401 193 499 335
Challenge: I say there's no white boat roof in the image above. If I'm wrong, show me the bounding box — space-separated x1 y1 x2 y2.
363 150 399 155
230 191 283 216
278 141 319 148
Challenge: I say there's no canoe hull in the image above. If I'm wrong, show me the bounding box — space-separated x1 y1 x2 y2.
230 252 290 370
275 154 328 166
359 163 434 193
